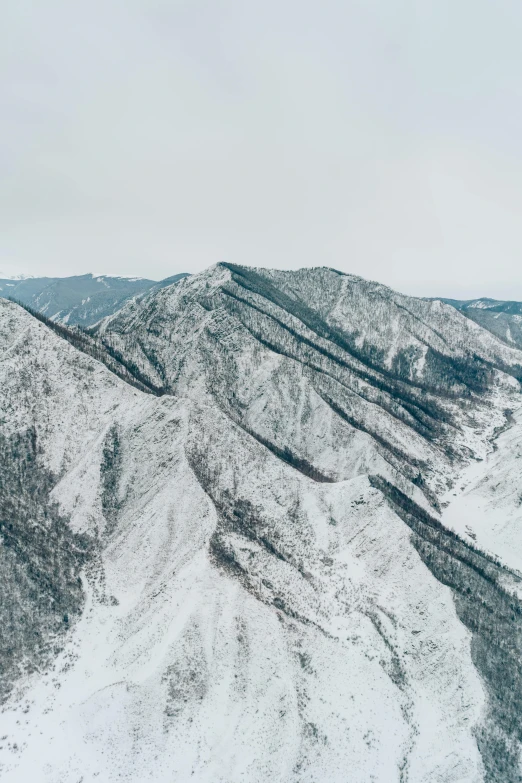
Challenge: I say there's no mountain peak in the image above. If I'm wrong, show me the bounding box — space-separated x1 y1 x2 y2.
2 264 522 781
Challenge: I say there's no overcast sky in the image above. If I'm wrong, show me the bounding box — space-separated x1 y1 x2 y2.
2 0 522 298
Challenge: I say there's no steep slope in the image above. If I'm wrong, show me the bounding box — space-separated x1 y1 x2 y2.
1 265 522 782
1 272 189 326
441 406 522 572
433 297 522 351
96 263 522 500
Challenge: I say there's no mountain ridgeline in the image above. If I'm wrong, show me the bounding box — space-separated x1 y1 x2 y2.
95 264 522 489
1 264 522 782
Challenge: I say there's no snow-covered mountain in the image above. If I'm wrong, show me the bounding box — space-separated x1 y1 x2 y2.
432 297 522 351
2 263 522 782
0 272 189 326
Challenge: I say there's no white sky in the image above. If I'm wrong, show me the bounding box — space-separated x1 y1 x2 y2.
2 0 522 298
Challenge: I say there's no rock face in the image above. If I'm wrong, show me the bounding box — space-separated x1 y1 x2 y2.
1 264 522 782
0 272 189 326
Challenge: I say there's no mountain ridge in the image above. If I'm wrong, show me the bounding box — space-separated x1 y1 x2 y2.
1 265 522 781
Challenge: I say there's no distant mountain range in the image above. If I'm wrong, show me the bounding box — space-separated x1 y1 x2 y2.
0 272 189 326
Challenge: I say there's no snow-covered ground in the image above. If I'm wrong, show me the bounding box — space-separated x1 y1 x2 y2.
1 264 522 782
442 405 522 574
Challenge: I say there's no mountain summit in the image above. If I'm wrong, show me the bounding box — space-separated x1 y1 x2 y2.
1 264 522 782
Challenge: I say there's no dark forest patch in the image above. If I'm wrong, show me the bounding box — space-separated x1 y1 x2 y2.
0 428 93 701
100 424 124 536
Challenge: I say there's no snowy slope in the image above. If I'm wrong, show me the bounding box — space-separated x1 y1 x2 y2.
96 263 522 502
441 406 522 574
2 265 522 782
432 296 522 350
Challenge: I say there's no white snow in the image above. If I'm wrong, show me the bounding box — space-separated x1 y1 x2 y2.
1 266 522 782
442 405 522 574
